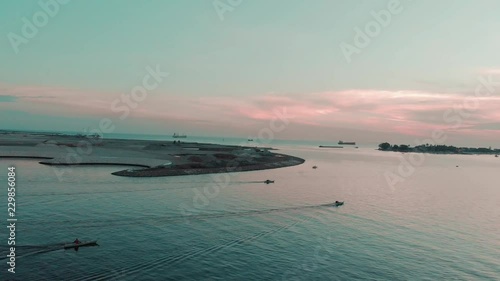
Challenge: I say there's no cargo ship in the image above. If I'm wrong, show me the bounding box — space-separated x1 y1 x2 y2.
338 140 355 145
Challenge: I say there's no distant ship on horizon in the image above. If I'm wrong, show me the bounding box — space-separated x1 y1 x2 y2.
173 133 187 138
338 140 356 145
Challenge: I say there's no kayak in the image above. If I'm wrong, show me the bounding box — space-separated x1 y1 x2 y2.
63 240 98 249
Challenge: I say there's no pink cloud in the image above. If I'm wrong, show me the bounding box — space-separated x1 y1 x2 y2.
2 82 500 142
479 68 500 75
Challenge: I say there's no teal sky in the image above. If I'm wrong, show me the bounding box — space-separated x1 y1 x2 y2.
1 0 500 145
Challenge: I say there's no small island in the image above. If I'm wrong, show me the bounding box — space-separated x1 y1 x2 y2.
378 142 500 155
0 131 305 177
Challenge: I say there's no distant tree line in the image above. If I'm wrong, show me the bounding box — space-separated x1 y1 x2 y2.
378 142 499 154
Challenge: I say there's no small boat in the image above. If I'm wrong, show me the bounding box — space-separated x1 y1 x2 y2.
332 201 344 207
248 139 254 141
63 240 98 249
173 133 187 138
312 166 317 169
264 180 275 184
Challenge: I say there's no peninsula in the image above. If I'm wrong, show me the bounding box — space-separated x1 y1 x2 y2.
0 131 305 177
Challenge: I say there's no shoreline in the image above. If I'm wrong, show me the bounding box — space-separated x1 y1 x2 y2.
377 149 500 156
377 142 499 156
111 154 305 177
0 132 305 177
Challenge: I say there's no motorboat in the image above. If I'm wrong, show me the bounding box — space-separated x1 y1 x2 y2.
63 240 98 249
264 180 275 184
332 201 344 207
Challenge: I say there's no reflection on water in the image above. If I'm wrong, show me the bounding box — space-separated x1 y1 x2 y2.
0 146 499 280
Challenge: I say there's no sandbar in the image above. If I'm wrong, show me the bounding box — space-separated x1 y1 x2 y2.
0 131 305 177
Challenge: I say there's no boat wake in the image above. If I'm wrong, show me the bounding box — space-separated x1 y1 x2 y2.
0 243 66 260
73 218 309 281
22 186 195 197
21 181 269 197
24 202 338 230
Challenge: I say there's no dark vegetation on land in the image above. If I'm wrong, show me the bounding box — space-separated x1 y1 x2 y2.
378 142 500 155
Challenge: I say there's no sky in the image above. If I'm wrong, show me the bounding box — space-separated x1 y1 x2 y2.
1 0 500 146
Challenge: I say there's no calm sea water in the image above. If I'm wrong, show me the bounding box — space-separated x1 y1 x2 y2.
1 140 499 280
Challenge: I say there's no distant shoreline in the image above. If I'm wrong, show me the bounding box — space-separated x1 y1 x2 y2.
0 132 305 177
377 142 500 156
